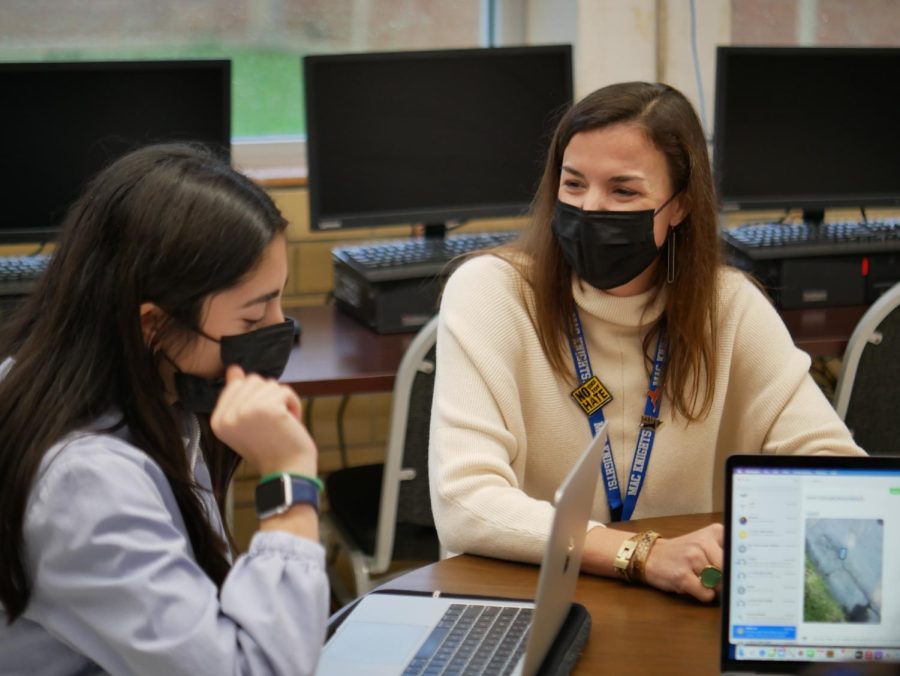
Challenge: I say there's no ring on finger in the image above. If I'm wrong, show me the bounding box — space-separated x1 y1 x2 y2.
699 564 722 589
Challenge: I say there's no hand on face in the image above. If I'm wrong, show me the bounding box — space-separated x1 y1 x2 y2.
210 365 318 478
642 523 724 602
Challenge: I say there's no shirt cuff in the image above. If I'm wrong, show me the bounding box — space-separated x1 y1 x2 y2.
246 530 326 564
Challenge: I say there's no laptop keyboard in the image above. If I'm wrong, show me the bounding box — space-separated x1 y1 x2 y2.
402 603 533 676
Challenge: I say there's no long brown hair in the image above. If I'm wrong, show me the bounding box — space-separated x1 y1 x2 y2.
0 143 288 622
505 81 721 420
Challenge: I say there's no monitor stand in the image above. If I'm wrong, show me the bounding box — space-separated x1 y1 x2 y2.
802 209 825 228
423 223 449 240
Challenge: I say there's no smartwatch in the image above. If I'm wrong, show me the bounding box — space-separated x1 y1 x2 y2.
255 473 320 520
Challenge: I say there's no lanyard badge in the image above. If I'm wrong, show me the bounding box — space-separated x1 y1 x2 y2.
571 376 613 415
567 309 667 522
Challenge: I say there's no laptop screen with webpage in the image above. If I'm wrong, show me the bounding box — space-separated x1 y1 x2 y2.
721 454 900 672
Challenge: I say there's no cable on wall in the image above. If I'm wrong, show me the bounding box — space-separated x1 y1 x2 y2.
688 0 711 142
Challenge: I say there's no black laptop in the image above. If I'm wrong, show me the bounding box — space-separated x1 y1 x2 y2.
721 453 900 674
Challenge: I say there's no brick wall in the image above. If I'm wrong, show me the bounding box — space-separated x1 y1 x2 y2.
731 0 900 46
0 0 480 53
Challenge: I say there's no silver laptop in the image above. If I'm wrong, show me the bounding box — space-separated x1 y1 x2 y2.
316 421 606 676
721 453 900 675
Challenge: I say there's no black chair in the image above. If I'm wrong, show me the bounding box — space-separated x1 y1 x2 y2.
323 315 441 601
833 281 900 456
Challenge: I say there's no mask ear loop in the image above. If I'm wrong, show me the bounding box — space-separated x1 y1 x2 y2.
666 228 676 284
155 317 219 376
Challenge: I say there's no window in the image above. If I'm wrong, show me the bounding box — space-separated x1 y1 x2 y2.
0 0 484 139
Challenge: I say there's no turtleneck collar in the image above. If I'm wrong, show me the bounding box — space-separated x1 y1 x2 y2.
571 275 667 329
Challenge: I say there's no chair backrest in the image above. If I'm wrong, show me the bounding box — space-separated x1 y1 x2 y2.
395 340 437 528
371 315 440 572
833 282 900 456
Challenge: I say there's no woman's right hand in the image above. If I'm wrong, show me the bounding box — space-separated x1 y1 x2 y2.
642 523 724 602
210 365 318 478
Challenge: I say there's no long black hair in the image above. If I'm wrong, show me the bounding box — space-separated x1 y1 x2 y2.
0 143 288 622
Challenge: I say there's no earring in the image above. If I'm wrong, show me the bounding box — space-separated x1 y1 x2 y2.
666 229 676 284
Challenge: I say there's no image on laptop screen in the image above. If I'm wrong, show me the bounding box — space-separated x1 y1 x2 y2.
722 454 900 673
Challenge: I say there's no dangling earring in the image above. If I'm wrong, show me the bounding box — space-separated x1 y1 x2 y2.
666 229 676 284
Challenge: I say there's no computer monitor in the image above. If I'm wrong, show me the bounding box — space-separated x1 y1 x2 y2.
713 46 900 224
303 45 573 235
0 60 231 244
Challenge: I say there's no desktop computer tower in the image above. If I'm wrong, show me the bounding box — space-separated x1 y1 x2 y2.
725 250 900 309
332 259 441 334
867 252 900 300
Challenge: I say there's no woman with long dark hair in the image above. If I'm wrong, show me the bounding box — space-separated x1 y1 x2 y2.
429 82 864 602
0 144 327 674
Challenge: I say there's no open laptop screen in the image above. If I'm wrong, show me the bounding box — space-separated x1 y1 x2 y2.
722 454 900 672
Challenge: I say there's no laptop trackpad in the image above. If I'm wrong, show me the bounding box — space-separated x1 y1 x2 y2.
317 595 442 675
327 621 424 662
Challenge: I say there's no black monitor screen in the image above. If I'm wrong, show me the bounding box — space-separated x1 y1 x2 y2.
0 60 231 243
713 46 900 213
304 45 573 231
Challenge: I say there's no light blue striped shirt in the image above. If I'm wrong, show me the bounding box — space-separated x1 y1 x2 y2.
0 391 329 675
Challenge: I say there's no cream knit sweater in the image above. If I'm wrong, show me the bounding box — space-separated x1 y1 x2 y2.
428 255 864 564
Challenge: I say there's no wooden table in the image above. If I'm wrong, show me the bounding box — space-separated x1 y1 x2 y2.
283 305 414 397
282 304 866 399
377 512 723 676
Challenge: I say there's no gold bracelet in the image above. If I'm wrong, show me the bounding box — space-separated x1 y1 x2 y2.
613 534 641 582
629 530 661 585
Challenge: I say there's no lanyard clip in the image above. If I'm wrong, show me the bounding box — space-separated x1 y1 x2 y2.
639 415 662 430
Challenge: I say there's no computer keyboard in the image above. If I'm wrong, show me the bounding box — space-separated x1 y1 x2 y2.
721 219 900 260
402 603 533 676
0 254 51 297
333 230 521 283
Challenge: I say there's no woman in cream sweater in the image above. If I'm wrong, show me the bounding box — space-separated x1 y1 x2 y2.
429 81 864 602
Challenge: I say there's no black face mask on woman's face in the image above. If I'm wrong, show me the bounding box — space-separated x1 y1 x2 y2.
551 194 678 291
173 319 295 414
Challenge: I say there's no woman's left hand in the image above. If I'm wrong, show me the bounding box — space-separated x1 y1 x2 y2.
642 523 724 602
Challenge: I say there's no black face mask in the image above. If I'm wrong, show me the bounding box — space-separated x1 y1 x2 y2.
173 319 295 414
551 195 678 291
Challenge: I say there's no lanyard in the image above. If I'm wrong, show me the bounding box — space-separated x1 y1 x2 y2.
566 309 667 522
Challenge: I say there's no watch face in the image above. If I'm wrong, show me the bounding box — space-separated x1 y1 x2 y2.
255 476 287 517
